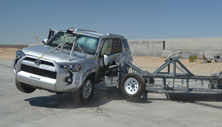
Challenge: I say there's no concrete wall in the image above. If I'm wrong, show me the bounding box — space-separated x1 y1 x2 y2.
128 37 222 58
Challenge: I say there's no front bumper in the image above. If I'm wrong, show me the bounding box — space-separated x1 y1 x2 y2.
17 71 56 90
14 56 83 92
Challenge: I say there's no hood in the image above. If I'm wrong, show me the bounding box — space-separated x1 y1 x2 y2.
22 45 84 62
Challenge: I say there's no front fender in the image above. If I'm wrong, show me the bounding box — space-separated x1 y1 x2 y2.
81 69 97 86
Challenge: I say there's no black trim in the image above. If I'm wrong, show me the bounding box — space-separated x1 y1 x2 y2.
21 64 56 79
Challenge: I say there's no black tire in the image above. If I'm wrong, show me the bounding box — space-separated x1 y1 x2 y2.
121 73 145 99
15 80 36 93
165 93 171 100
55 92 63 94
72 78 95 104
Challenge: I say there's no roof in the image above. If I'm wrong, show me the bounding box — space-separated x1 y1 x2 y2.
73 29 124 39
74 30 104 38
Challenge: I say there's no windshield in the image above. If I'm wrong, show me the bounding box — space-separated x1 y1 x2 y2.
47 32 99 55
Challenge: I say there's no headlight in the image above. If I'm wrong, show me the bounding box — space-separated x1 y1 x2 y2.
60 63 82 72
16 50 25 59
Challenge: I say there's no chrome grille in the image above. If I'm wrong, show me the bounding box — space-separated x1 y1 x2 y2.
24 57 54 66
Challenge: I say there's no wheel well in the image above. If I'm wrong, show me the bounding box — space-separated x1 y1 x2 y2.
86 73 98 84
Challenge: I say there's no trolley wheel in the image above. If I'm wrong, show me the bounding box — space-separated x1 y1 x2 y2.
121 73 145 99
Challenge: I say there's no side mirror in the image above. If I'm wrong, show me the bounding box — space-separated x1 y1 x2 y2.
103 55 109 66
42 39 48 44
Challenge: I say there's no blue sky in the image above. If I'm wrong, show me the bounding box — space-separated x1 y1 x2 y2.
0 0 221 44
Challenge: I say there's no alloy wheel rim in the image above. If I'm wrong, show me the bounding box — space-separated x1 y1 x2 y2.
82 80 92 99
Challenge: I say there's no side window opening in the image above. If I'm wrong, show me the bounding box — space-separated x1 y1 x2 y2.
101 39 112 56
100 38 122 56
111 38 122 54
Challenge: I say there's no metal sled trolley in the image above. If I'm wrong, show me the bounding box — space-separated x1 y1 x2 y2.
120 52 222 100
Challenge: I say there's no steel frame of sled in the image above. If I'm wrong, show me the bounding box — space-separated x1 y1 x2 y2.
125 55 222 95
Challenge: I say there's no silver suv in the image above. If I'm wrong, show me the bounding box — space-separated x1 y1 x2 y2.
14 28 132 103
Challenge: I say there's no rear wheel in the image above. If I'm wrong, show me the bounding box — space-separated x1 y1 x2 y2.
15 80 36 93
121 73 145 99
72 78 95 104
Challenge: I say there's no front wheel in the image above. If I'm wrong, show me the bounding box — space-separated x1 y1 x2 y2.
121 73 145 99
72 78 95 104
15 80 36 93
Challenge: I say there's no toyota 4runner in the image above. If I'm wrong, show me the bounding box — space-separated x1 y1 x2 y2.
13 28 132 103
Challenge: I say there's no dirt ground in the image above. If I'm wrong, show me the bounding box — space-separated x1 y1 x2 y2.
132 56 222 76
1 47 222 76
0 47 17 60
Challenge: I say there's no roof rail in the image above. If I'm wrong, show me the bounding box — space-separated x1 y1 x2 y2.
75 29 97 33
106 33 123 37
